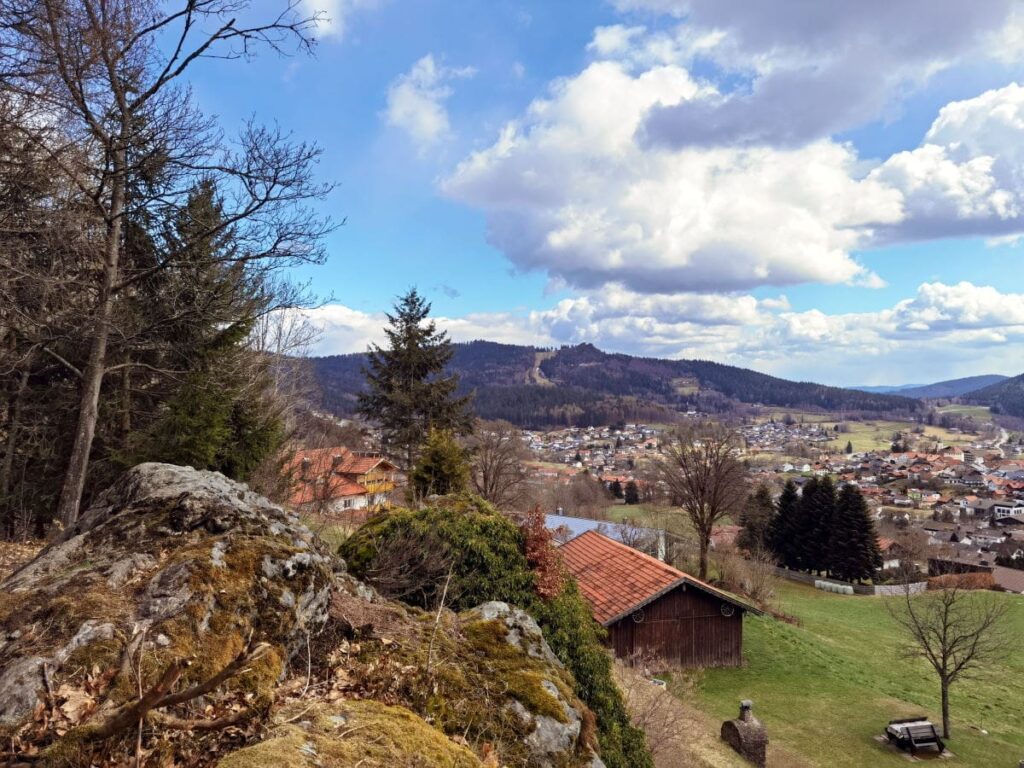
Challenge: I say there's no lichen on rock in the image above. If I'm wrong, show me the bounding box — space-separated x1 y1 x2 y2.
0 465 615 768
217 699 483 768
0 463 334 762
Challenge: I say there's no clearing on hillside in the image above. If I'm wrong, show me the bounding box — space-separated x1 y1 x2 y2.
692 582 1024 768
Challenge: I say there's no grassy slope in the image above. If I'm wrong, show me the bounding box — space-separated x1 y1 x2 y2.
936 404 993 422
695 582 1024 768
822 419 977 452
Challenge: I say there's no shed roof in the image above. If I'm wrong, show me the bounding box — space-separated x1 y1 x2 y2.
559 530 759 626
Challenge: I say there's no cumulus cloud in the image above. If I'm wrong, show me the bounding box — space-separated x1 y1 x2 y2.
443 59 899 293
385 55 475 149
868 84 1024 240
302 281 1024 384
606 1 1020 148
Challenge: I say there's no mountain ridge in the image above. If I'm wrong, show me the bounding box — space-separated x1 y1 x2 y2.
966 373 1024 418
851 374 1009 399
312 340 920 428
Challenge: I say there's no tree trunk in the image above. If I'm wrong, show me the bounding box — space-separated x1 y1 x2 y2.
55 148 125 527
698 536 709 580
1 367 30 537
940 679 950 739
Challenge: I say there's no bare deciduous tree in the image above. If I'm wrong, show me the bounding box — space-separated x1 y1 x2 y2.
887 581 1010 738
467 420 527 509
0 0 333 526
656 423 747 580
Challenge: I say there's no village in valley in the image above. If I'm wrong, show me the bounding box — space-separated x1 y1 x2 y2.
6 3 1024 768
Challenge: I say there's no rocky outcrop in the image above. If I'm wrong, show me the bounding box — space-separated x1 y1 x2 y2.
0 463 333 736
0 464 607 768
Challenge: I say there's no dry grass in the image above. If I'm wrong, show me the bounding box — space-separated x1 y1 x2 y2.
614 662 801 768
0 539 44 581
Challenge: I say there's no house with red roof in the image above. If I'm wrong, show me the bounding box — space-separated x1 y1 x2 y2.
559 531 759 667
285 447 399 515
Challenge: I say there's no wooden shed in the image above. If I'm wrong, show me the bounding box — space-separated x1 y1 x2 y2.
559 530 759 667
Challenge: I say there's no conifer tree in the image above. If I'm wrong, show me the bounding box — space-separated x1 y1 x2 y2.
830 483 883 582
768 480 801 568
125 182 283 480
358 289 473 469
610 479 624 499
738 484 776 553
624 480 640 505
410 429 470 499
803 476 837 575
845 440 854 454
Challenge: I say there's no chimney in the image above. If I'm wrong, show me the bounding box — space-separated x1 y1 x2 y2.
331 454 343 470
300 458 311 480
739 700 753 722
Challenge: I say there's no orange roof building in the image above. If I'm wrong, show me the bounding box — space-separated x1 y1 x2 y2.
285 447 399 513
559 531 758 667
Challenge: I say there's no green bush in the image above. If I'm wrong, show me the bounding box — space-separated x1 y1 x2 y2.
340 496 653 768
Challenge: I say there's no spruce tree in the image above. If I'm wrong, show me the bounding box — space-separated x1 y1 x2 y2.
737 484 776 553
126 182 283 480
768 480 800 568
830 484 883 582
358 289 473 469
845 440 854 454
789 476 819 571
624 480 640 505
410 429 470 499
803 476 837 575
610 479 624 499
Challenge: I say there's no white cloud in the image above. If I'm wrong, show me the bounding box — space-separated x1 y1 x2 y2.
606 1 1021 148
443 59 899 293
303 281 1024 384
385 55 475 149
868 83 1024 240
300 0 381 40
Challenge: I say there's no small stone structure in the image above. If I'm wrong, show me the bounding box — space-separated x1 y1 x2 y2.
721 700 768 767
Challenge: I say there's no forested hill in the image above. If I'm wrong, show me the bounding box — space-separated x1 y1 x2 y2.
967 372 1024 418
312 341 919 428
895 374 1008 399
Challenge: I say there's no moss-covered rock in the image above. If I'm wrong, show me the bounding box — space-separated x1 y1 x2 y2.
0 463 334 763
217 700 482 768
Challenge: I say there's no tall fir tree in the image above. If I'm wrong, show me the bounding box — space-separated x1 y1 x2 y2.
802 476 837 575
830 483 884 582
358 289 473 469
125 182 283 480
790 476 820 571
768 480 800 568
737 484 776 553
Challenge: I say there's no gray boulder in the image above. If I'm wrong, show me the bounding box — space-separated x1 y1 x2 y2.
0 463 334 730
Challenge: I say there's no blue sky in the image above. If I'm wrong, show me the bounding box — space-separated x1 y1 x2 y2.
187 1 1024 385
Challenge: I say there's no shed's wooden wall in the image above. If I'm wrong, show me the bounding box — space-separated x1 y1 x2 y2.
606 584 743 667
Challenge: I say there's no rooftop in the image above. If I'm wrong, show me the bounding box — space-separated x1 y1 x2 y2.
558 530 758 626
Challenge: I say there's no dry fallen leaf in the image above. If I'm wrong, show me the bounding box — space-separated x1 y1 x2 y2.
56 685 95 724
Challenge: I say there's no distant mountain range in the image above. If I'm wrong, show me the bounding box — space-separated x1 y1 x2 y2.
967 373 1024 418
312 341 920 428
851 374 1009 399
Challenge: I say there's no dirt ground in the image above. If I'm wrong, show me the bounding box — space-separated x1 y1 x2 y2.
0 539 44 581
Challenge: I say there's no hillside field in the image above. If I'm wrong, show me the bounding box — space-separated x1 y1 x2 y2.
693 582 1024 768
822 419 977 452
936 404 993 422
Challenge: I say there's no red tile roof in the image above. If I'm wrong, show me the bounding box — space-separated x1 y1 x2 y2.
284 447 397 507
287 447 396 478
558 531 758 626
